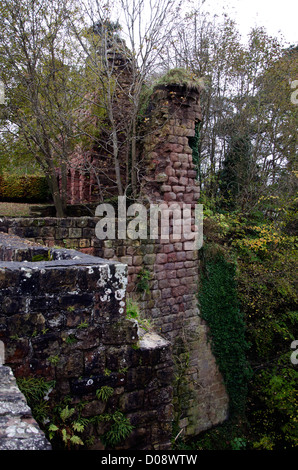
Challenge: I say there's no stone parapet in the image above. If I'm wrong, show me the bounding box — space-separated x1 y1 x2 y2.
0 232 173 450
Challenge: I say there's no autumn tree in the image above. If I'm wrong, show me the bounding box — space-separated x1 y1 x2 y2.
0 0 85 216
165 8 297 212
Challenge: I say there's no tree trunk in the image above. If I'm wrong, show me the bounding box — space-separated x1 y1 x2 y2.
60 160 68 214
47 164 67 218
111 127 123 197
131 116 137 197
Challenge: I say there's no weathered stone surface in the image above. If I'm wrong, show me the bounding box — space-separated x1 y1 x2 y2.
0 366 51 450
0 232 174 450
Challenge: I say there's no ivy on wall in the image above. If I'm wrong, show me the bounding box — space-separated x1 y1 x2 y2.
188 121 201 181
198 249 252 417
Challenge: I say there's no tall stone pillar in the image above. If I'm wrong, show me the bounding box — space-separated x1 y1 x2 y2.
139 82 229 436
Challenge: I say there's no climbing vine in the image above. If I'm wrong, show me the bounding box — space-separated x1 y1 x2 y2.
198 249 252 417
188 121 201 181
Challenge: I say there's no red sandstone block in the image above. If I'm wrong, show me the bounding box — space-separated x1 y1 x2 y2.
187 284 197 294
159 279 170 289
174 242 183 251
128 274 137 285
156 253 168 264
168 143 184 153
186 267 198 276
186 251 198 260
126 246 137 255
170 153 179 162
143 254 156 265
169 176 179 184
163 192 177 201
178 137 189 146
163 244 174 253
133 256 143 266
175 169 187 177
167 252 177 262
103 248 115 258
156 271 167 280
170 304 180 314
179 176 189 186
183 193 194 204
172 185 185 193
166 296 181 306
184 260 195 268
176 251 186 261
184 241 196 250
164 262 175 270
161 288 172 299
166 270 177 279
168 135 178 144
160 184 172 192
172 285 186 296
174 261 184 269
45 239 55 247
177 154 189 163
177 268 186 278
165 166 175 177
180 276 195 285
154 263 167 272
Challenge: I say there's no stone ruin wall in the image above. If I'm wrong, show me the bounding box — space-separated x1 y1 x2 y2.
106 84 229 435
0 232 173 450
0 83 229 444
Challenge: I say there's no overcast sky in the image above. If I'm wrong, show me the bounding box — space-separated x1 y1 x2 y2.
200 0 298 45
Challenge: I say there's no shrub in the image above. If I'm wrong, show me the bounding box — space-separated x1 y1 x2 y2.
0 172 51 202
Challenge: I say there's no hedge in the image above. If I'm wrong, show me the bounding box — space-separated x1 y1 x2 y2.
0 173 51 202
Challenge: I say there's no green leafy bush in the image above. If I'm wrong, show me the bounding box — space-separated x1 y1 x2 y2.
200 208 298 449
234 220 298 449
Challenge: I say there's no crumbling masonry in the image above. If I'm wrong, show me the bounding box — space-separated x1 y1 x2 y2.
0 80 229 450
